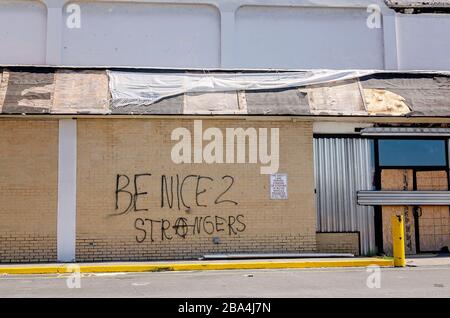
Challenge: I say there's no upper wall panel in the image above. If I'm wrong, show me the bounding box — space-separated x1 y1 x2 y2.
397 14 450 71
61 2 221 68
1 1 450 70
235 6 384 69
0 0 46 65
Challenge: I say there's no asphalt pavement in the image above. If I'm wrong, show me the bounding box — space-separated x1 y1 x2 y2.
1 265 449 298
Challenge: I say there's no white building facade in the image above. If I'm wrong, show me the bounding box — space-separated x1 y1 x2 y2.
0 0 449 70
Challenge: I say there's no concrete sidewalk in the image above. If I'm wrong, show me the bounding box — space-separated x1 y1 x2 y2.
406 254 450 267
0 257 394 275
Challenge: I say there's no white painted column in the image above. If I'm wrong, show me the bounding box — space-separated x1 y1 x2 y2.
218 3 238 68
57 119 77 262
44 0 65 65
382 12 399 70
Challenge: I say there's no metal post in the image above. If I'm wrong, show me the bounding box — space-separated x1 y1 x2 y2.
391 215 406 267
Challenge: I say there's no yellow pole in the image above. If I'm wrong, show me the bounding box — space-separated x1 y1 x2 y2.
391 215 406 267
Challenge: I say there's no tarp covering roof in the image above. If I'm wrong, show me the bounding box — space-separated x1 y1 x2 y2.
108 70 375 107
1 66 450 117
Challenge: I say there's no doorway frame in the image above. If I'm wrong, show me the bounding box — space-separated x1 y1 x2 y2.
373 136 450 254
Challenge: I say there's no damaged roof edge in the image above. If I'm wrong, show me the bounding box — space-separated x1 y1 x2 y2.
1 66 450 118
2 64 450 75
385 0 450 9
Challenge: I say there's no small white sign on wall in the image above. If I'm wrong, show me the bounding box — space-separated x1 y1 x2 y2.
270 173 288 200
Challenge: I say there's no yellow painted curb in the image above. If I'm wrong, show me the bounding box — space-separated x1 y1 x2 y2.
0 258 393 275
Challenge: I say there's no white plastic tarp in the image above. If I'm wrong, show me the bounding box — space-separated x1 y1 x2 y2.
107 70 376 107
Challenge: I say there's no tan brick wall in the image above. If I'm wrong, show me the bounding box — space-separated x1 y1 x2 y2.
316 233 360 256
0 119 58 263
76 119 316 261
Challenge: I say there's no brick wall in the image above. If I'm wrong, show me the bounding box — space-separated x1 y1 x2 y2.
0 120 58 263
0 118 317 263
76 119 316 261
316 233 360 256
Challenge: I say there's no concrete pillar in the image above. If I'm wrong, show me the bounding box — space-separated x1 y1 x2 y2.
57 119 77 262
382 12 399 70
43 0 65 65
218 3 239 68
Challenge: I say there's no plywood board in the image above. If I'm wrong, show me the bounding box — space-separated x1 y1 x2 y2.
184 91 246 114
416 170 450 252
52 70 109 114
306 79 365 114
381 169 416 255
0 69 8 113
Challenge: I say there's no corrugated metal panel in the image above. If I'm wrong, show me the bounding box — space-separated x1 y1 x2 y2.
314 138 376 255
358 190 450 205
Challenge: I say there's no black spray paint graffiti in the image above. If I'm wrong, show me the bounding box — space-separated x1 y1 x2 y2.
134 215 246 243
114 173 152 215
113 173 238 216
161 174 238 210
